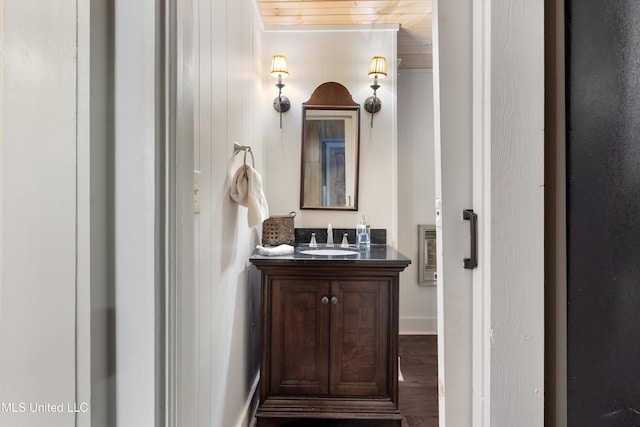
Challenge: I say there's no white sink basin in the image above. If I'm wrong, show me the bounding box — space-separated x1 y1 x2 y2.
300 249 359 256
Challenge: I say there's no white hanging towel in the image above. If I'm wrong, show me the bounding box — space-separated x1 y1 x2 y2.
230 164 270 227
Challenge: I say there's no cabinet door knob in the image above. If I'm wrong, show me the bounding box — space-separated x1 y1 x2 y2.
331 296 338 305
321 296 329 304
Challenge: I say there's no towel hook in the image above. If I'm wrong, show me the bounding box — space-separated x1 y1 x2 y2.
233 141 255 168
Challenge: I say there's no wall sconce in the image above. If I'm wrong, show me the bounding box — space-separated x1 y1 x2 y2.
271 55 290 129
364 56 387 128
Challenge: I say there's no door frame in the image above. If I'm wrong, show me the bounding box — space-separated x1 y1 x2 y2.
471 0 491 424
434 0 545 426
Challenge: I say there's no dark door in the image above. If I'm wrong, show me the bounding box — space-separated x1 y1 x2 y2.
269 279 330 395
330 280 390 397
566 1 640 425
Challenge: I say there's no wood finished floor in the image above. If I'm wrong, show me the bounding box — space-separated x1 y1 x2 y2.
398 335 438 427
273 335 439 427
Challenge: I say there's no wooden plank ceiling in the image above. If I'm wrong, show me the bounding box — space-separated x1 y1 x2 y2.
256 0 433 69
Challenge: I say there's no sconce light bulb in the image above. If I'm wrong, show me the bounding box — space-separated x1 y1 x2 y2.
368 56 387 79
270 55 289 77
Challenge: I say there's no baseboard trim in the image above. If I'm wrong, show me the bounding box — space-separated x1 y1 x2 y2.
399 316 437 335
235 374 260 427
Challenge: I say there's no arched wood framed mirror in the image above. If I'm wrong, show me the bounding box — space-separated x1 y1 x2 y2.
300 82 361 210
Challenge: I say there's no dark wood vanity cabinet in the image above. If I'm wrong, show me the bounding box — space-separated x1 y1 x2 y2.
250 252 410 427
269 278 389 397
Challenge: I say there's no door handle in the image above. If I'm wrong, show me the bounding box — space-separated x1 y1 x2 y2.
463 209 478 269
321 296 329 304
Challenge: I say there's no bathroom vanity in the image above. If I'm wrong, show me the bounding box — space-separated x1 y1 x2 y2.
250 245 411 427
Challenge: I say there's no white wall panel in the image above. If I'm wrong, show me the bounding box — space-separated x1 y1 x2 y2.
397 69 437 334
113 1 162 425
0 2 77 426
262 28 399 244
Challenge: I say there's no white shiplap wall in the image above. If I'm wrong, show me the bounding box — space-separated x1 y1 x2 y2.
185 1 264 426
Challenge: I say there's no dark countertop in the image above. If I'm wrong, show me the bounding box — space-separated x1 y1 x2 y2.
250 244 411 270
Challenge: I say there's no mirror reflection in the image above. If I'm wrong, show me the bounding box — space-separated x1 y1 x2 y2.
302 110 358 208
300 82 360 210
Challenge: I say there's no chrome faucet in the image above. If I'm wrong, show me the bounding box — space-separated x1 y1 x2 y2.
326 224 334 247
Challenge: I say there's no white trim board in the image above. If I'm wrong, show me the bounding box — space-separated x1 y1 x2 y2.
234 374 260 427
399 317 437 335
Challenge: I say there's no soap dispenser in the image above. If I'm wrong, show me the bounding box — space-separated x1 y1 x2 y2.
356 215 371 248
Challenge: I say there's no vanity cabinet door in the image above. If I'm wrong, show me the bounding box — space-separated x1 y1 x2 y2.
330 279 390 397
269 279 330 396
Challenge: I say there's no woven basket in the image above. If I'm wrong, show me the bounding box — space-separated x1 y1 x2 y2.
262 212 296 246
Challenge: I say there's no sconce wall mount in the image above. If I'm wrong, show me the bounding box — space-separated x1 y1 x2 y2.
363 82 382 114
